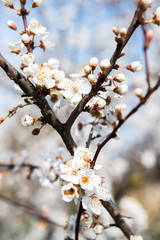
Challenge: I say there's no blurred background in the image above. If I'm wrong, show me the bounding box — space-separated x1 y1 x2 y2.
0 0 160 239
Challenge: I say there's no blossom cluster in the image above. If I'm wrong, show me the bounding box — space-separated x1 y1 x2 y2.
60 146 111 215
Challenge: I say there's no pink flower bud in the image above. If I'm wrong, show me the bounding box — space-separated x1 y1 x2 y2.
0 117 4 124
112 27 119 36
126 61 142 72
7 20 17 30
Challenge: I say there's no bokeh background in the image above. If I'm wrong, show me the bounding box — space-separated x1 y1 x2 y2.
0 0 160 239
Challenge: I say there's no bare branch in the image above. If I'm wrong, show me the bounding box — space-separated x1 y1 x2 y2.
102 200 135 239
0 193 64 228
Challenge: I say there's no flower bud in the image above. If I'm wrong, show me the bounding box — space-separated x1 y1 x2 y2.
135 88 143 98
0 117 4 124
115 104 122 120
112 27 119 36
32 128 40 135
119 27 127 37
22 33 31 44
114 73 125 82
126 61 142 72
100 58 110 71
7 20 17 30
88 74 96 82
114 84 128 95
84 65 92 74
89 57 98 68
21 114 35 127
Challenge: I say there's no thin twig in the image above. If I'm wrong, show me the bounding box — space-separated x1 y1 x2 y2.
142 25 151 90
0 193 64 228
75 202 83 240
91 77 160 169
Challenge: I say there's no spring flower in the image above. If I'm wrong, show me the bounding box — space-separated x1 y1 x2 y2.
82 186 111 215
23 63 39 77
100 58 110 70
40 34 55 50
126 61 142 72
8 40 24 54
48 58 59 69
61 183 79 202
21 114 35 127
33 62 61 88
21 53 35 67
7 20 17 30
79 170 101 191
27 18 47 35
59 77 91 104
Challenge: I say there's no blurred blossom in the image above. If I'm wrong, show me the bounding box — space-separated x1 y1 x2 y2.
119 197 148 231
111 157 129 181
140 150 157 169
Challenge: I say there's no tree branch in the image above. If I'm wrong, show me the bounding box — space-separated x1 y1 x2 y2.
0 193 64 228
65 4 145 130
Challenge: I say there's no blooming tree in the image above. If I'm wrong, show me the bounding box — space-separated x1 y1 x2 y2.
0 0 160 239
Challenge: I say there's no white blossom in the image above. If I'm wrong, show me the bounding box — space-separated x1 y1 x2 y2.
41 34 55 50
48 58 59 69
27 18 47 35
21 114 35 127
59 77 91 104
21 53 35 67
33 64 56 89
8 40 24 53
61 183 79 202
